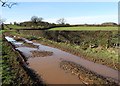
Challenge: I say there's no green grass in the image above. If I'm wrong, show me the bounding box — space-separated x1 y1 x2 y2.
4 25 118 31
4 25 29 30
50 26 118 31
1 37 34 85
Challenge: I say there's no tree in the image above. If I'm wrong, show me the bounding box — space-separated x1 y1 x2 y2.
31 16 43 23
0 0 17 8
10 22 12 25
0 17 6 30
56 18 66 25
31 16 43 26
101 22 117 26
14 22 17 25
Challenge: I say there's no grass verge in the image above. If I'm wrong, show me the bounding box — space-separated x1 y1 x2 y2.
2 37 35 85
31 37 119 71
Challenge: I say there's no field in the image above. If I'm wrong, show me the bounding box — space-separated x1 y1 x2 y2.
50 26 118 31
3 24 118 31
4 25 29 30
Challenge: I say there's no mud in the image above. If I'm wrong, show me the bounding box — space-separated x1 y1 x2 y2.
60 60 118 85
30 50 53 57
5 36 120 84
24 43 39 48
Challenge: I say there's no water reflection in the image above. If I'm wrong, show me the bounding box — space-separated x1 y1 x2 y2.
5 36 120 84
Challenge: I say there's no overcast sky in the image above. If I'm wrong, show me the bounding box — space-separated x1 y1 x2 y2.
1 2 118 24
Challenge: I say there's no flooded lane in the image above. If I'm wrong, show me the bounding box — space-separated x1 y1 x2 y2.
28 57 83 84
16 45 83 83
31 42 120 83
5 36 120 84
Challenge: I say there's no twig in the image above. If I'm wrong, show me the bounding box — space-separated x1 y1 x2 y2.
0 0 17 8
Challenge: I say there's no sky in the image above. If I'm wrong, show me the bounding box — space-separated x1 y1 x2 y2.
1 2 118 24
5 0 120 2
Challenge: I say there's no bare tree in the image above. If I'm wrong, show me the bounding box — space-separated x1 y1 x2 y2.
31 16 43 23
31 16 43 26
56 18 66 25
0 0 17 8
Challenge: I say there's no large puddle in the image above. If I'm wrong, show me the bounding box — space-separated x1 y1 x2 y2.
5 36 120 84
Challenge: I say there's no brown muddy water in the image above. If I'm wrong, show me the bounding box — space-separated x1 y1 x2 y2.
5 36 120 84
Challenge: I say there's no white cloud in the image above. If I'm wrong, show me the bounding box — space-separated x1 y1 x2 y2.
45 15 118 25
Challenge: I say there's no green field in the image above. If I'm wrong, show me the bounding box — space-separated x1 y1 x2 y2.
3 25 118 31
50 26 118 31
4 25 29 30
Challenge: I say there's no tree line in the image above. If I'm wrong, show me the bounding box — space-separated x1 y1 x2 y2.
11 16 70 29
11 15 118 30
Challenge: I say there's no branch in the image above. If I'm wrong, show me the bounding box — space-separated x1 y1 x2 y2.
0 0 17 8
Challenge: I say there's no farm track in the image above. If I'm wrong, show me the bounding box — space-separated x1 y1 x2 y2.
3 37 45 85
4 35 119 84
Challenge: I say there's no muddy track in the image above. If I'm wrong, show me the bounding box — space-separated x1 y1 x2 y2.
5 36 120 85
4 37 45 85
30 50 53 58
60 60 118 85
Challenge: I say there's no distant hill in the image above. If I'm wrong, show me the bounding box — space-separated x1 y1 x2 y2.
101 22 117 26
